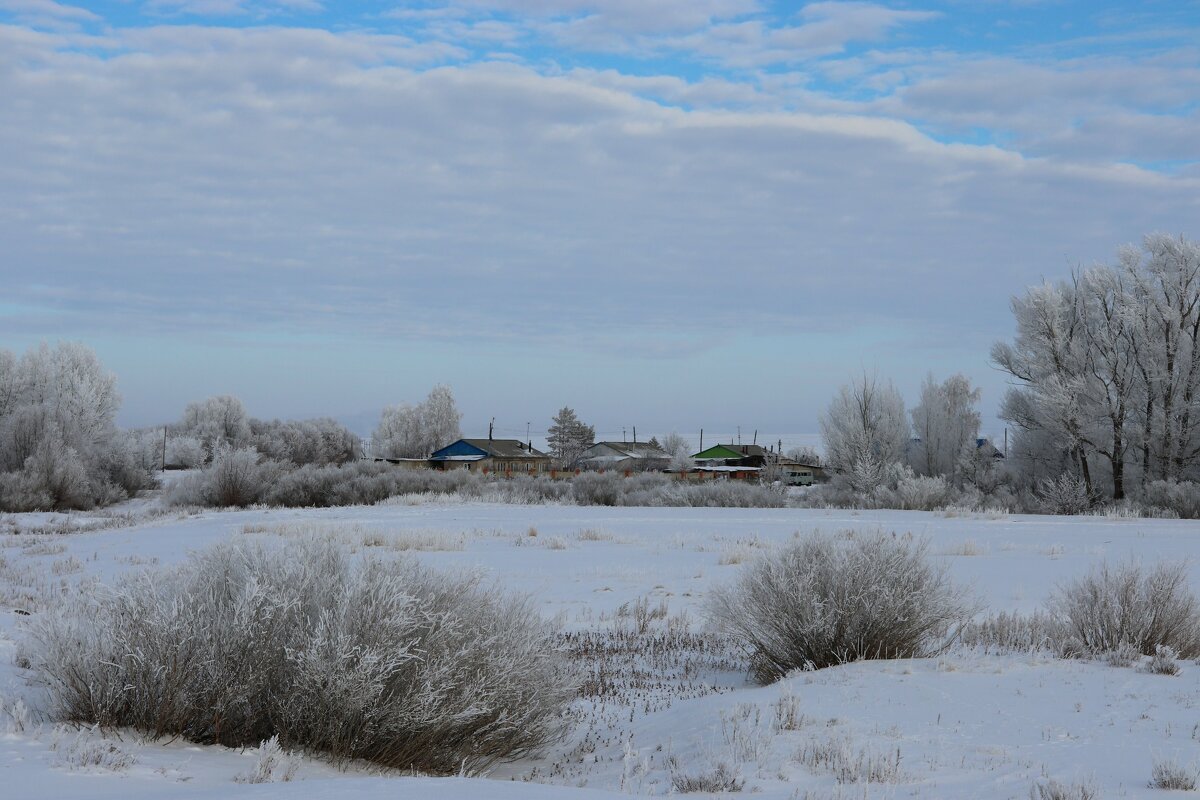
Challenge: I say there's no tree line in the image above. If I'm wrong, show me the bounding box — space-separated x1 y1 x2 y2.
2 232 1195 515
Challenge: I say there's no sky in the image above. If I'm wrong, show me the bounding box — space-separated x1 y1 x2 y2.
1 0 1198 441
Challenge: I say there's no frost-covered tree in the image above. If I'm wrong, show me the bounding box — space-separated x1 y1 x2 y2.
252 417 360 466
659 432 693 473
819 374 908 482
0 341 152 511
180 395 251 459
420 384 462 455
992 280 1096 494
373 384 462 459
1124 234 1200 484
907 374 981 485
785 446 823 466
547 407 594 468
660 432 689 456
994 234 1200 500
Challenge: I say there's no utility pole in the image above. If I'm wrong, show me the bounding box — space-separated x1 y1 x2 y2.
161 427 167 472
753 429 757 446
737 425 741 446
633 426 637 444
699 429 703 452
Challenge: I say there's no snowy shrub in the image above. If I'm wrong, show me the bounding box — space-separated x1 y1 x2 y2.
1102 642 1140 668
26 537 573 773
708 532 972 680
1150 758 1198 790
0 437 95 511
1142 480 1200 519
1141 645 1181 676
234 736 301 784
895 474 953 510
165 434 206 469
262 463 354 507
165 446 284 507
1050 560 1200 658
572 471 622 506
49 725 136 772
1037 474 1094 515
675 480 787 508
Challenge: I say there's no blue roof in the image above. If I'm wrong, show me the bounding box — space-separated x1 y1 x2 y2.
429 440 489 461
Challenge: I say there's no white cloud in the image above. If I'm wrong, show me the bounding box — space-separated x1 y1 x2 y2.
0 22 1195 361
142 0 322 17
0 0 95 18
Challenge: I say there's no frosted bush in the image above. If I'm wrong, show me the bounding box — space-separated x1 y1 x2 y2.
49 725 136 772
165 445 283 507
165 434 206 469
1142 480 1200 519
895 474 952 510
709 532 972 680
234 736 301 784
1142 645 1181 676
572 471 622 506
1037 474 1093 515
26 537 574 773
1051 560 1200 658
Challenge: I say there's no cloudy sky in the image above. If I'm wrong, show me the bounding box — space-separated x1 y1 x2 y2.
1 0 1197 440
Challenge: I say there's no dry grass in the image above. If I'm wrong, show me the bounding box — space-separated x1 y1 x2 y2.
241 521 466 552
1029 779 1099 800
796 735 904 785
1150 758 1198 790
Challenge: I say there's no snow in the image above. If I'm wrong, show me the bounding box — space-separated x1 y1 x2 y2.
3 498 1200 798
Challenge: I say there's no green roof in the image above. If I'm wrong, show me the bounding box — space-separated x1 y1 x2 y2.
692 444 745 460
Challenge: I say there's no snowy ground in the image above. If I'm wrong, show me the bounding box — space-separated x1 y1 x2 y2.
3 495 1200 798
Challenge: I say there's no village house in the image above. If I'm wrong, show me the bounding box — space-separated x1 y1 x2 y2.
578 441 669 473
428 438 552 475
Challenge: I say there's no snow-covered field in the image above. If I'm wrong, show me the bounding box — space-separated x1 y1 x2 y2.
3 497 1200 798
